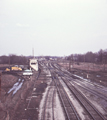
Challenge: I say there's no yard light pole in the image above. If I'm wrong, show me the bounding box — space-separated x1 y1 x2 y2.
0 72 1 97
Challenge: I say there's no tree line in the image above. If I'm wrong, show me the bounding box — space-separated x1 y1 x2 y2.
0 49 107 65
67 49 107 64
0 54 28 65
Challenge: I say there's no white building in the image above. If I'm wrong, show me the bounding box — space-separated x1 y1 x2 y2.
29 59 38 71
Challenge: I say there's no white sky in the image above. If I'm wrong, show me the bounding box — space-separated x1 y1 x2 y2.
0 0 107 56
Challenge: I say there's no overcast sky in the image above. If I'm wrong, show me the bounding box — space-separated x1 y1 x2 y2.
0 0 107 56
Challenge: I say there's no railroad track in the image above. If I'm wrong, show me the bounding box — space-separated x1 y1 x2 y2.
49 62 106 120
40 61 107 120
40 81 55 120
71 80 107 101
52 63 107 102
60 76 106 120
25 70 41 110
71 75 107 93
51 74 80 120
47 65 80 120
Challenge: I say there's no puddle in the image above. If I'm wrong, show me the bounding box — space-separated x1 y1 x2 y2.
13 80 24 95
7 79 24 95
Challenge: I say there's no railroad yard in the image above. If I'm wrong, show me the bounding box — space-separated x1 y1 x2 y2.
0 59 107 120
1 0 107 120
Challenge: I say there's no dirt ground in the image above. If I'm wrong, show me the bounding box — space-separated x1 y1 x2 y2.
0 68 47 120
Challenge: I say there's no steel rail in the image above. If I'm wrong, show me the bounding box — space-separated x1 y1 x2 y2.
52 76 71 120
52 75 80 120
71 75 107 93
43 81 55 120
51 62 106 120
56 69 107 102
52 63 107 101
72 80 107 101
43 87 51 120
61 77 106 120
52 85 55 120
60 72 107 101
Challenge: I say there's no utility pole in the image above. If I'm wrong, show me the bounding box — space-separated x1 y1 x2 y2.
0 72 1 97
69 59 71 71
69 55 73 71
9 56 10 69
84 54 85 63
32 48 34 58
